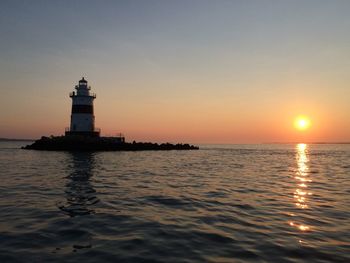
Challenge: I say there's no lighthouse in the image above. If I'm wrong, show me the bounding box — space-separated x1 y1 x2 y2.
23 77 199 150
65 78 100 137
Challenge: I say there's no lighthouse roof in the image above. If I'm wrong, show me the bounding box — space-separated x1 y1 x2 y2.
79 77 87 83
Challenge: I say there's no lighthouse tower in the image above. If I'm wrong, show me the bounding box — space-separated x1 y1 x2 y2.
65 78 100 137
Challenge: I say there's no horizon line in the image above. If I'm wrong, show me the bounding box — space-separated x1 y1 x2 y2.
1 137 349 145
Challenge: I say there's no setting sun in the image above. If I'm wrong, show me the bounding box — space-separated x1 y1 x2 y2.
295 116 311 131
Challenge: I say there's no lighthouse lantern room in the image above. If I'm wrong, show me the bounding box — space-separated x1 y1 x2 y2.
65 78 100 137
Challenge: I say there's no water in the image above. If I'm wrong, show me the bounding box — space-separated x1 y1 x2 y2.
0 141 349 262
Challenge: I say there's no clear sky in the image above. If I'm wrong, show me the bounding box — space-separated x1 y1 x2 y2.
1 0 349 143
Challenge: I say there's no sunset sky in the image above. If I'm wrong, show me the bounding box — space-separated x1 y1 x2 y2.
1 0 349 143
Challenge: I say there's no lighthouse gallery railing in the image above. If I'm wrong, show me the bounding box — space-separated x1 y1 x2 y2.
69 92 96 98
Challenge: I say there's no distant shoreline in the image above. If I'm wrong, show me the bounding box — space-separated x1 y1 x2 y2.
1 138 349 145
265 142 350 145
0 138 35 142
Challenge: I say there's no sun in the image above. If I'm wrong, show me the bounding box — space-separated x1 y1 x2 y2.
294 116 311 131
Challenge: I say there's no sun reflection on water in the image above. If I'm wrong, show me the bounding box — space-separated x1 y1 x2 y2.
289 143 312 235
294 143 312 209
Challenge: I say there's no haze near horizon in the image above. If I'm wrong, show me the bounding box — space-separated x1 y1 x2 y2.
1 0 349 143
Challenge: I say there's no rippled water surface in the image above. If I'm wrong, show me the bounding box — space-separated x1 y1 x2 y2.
0 142 349 262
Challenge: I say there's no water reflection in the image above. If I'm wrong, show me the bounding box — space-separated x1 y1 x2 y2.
57 152 99 217
294 143 312 210
289 143 312 233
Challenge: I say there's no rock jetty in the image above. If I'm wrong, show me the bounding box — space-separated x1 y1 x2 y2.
23 136 199 151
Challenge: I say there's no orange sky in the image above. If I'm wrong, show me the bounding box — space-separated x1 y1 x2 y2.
1 1 349 143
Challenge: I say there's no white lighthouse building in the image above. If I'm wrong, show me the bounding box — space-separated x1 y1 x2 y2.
65 78 100 137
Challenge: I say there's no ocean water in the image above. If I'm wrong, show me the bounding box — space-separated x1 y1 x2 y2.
0 142 349 262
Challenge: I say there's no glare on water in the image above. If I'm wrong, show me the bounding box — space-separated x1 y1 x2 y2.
289 143 313 234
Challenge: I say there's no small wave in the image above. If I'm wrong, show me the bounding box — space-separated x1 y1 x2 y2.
145 195 190 208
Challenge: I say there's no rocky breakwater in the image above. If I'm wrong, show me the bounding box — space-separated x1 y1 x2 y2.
23 136 199 151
